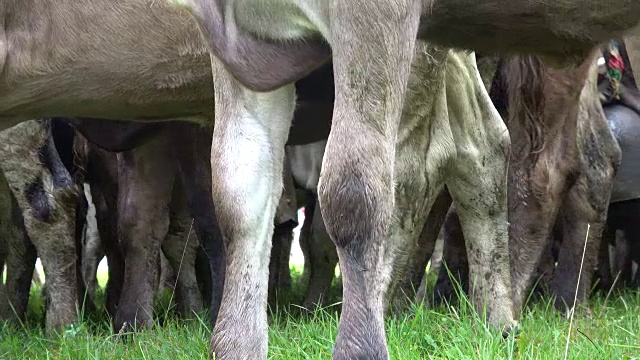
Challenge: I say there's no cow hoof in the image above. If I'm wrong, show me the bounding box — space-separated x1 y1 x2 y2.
113 312 153 334
501 322 521 339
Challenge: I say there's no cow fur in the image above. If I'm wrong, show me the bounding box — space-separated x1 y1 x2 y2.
435 52 620 312
0 120 81 332
172 1 640 358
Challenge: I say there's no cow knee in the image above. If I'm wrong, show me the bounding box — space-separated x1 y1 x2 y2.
318 165 392 251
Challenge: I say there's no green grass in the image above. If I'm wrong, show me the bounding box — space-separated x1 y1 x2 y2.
2 268 640 360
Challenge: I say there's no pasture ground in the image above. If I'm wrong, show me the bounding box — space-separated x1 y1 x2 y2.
1 265 639 359
2 212 639 359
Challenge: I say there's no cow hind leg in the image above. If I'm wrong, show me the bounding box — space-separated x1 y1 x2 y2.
445 54 516 333
394 189 451 312
268 160 297 310
209 62 295 359
169 122 225 326
433 206 469 306
114 137 175 332
161 181 203 319
0 120 80 333
552 155 615 309
595 223 615 292
320 3 422 359
301 194 338 312
1 194 37 323
552 210 604 311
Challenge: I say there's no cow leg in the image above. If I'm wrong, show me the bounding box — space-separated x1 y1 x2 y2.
595 223 615 292
75 193 94 316
209 61 295 359
268 157 298 309
268 223 294 310
445 52 516 332
614 229 633 287
114 136 176 332
533 233 557 296
85 145 122 318
81 184 104 310
552 208 605 310
158 252 176 296
618 202 640 288
319 4 422 359
395 189 451 311
90 181 122 317
631 238 640 290
301 193 338 311
509 163 564 312
1 193 36 322
0 120 80 333
169 123 225 325
433 207 469 306
195 247 213 309
161 180 204 319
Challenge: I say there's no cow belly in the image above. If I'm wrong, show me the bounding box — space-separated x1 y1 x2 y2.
607 104 640 202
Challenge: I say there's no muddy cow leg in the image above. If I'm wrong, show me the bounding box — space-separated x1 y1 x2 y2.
0 120 80 333
51 121 95 317
114 135 176 331
433 206 469 306
300 192 338 311
395 189 452 311
1 190 37 322
169 123 225 325
161 179 204 319
209 60 295 358
317 5 423 360
445 53 516 332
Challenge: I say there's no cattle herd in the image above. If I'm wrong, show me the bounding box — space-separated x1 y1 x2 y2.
2 1 640 359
